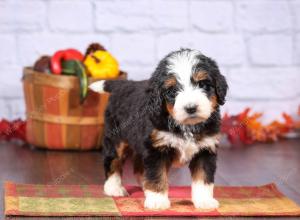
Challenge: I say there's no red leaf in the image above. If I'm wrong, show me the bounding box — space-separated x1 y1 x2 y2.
0 119 26 142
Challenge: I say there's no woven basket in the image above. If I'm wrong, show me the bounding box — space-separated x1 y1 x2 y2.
22 67 126 150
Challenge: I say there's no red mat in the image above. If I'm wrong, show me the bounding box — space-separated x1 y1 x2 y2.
4 182 300 217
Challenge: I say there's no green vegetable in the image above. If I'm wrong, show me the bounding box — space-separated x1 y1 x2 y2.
61 60 88 103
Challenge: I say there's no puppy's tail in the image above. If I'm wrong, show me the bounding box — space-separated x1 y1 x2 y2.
89 80 122 93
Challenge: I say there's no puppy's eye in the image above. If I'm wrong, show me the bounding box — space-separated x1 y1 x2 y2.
198 80 212 91
165 87 177 100
202 84 211 91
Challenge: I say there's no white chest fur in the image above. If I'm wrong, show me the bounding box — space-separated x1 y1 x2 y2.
153 131 219 164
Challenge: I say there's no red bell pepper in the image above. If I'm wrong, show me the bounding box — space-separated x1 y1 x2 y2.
50 49 84 75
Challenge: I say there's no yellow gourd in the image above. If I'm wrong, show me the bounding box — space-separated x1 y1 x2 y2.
84 50 119 79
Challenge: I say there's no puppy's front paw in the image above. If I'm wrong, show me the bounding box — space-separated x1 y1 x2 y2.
192 182 219 209
144 191 170 210
193 197 219 209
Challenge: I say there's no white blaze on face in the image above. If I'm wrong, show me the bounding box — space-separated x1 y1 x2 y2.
167 50 213 124
174 87 213 123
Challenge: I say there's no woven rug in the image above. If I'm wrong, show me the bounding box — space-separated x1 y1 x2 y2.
4 182 300 217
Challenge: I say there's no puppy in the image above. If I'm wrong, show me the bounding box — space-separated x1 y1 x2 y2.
89 49 228 210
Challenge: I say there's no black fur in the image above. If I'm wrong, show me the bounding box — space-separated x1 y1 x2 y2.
102 49 228 192
189 150 217 184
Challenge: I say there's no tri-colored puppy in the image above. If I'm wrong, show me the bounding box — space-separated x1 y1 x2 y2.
89 48 228 210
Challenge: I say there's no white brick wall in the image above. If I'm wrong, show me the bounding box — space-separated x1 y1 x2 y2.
190 1 234 32
248 35 293 66
48 0 93 33
236 1 292 33
0 0 299 121
0 1 46 32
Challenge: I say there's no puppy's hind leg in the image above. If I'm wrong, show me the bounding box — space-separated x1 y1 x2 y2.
103 138 129 197
133 154 144 185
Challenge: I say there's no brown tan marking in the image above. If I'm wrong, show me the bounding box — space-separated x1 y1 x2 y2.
166 103 175 118
108 158 122 177
143 162 170 193
210 95 218 110
108 141 131 177
182 117 205 125
193 133 205 142
192 71 208 82
151 129 165 149
190 166 206 182
171 149 186 168
164 76 177 88
116 141 130 159
189 156 207 183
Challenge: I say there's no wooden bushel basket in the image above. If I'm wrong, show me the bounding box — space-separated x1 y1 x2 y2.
23 67 126 150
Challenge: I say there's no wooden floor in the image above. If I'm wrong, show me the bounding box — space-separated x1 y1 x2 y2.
1 139 300 219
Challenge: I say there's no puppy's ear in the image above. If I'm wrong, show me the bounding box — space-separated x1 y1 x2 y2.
203 56 228 105
146 76 163 119
215 73 228 105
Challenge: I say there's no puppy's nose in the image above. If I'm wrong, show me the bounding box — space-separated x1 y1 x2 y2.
185 105 197 114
